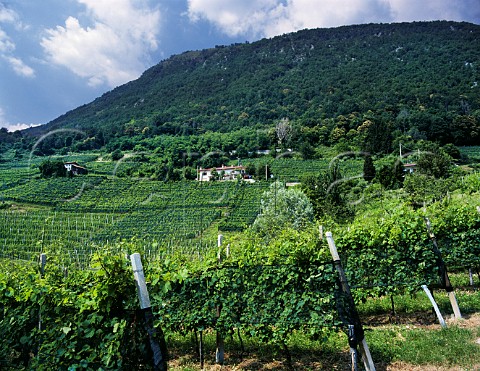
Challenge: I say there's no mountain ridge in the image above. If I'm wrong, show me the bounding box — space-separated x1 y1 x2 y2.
24 20 480 149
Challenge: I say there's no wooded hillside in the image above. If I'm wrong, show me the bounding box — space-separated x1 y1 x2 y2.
9 21 480 155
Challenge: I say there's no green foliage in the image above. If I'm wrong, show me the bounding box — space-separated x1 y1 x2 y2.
301 164 354 222
442 143 461 160
299 141 316 160
331 204 438 301
209 169 219 181
252 181 314 238
20 21 480 158
376 160 404 190
334 191 480 300
1 191 480 368
111 149 124 161
360 119 393 154
363 155 376 182
39 160 67 178
143 231 340 348
416 145 453 178
403 173 453 207
244 162 257 178
425 196 480 270
0 178 270 259
0 249 151 369
458 172 480 194
218 181 267 232
0 239 338 368
459 146 480 163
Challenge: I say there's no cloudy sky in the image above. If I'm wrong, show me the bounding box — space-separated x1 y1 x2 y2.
1 0 479 132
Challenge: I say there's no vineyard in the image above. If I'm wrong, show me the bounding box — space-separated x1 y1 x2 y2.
245 156 364 182
1 194 480 369
0 156 273 262
1 16 480 368
0 154 368 262
460 146 480 163
0 154 480 369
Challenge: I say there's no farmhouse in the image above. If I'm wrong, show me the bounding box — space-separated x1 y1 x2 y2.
197 165 246 181
403 163 417 174
64 162 88 175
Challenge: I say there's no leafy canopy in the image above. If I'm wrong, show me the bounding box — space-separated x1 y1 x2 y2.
252 181 314 238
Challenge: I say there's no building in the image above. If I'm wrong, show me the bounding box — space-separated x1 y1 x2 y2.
197 165 246 181
64 162 88 175
403 163 417 174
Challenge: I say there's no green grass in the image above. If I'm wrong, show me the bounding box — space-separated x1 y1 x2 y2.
368 325 480 367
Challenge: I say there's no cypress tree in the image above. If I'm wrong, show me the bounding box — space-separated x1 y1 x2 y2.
363 155 376 182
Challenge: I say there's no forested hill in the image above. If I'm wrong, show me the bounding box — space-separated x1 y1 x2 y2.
27 21 480 149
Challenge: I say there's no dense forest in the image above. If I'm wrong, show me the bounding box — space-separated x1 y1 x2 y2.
2 21 480 162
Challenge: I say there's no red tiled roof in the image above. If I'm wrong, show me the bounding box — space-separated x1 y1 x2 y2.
198 165 245 172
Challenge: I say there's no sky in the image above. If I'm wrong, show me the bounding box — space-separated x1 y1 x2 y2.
0 0 479 132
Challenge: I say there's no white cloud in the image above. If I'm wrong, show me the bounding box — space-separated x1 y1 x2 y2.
4 122 37 132
0 107 39 132
187 0 479 38
0 4 16 23
263 0 393 36
187 0 284 37
41 0 161 88
0 3 27 30
0 28 14 53
186 0 395 37
5 56 35 77
0 4 35 77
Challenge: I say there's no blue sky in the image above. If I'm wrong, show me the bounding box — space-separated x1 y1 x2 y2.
1 0 479 132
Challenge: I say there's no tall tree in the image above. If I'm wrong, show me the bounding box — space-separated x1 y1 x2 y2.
275 118 292 149
416 150 452 178
363 155 376 182
39 160 67 178
301 164 353 222
252 181 314 238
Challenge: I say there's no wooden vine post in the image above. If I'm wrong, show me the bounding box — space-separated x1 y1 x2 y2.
325 231 376 371
130 253 168 371
424 218 462 319
215 234 225 365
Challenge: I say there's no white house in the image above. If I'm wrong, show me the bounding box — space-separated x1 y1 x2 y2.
197 165 246 181
403 163 417 174
64 162 88 175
